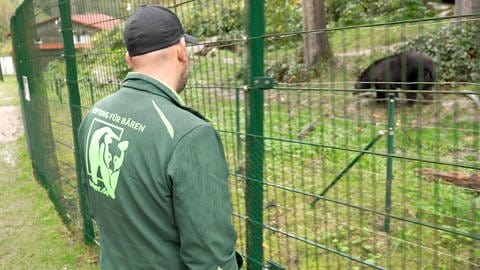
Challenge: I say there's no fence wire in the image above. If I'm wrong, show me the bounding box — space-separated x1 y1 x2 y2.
11 0 479 269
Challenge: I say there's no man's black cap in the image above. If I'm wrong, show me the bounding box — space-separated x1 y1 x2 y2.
124 5 198 56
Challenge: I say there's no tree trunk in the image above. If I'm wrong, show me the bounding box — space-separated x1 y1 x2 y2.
455 0 480 15
418 168 480 193
301 0 332 67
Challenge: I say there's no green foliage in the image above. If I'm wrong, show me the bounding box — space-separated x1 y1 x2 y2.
43 25 129 99
330 1 372 26
390 0 430 21
266 61 311 83
80 25 129 84
182 0 302 39
0 0 22 45
326 0 432 27
44 59 67 98
45 58 65 78
34 0 58 16
265 1 302 35
182 2 243 38
398 22 480 83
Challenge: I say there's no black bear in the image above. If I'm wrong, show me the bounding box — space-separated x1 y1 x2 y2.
354 52 436 103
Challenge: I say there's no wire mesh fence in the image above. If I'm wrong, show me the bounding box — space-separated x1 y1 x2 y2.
10 0 479 269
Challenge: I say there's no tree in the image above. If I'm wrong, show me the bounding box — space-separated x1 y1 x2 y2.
455 0 480 15
0 0 21 44
301 0 332 67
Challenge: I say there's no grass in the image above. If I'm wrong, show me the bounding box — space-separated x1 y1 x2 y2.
187 81 480 269
181 26 480 266
328 17 448 53
8 12 480 270
0 76 99 269
0 76 20 107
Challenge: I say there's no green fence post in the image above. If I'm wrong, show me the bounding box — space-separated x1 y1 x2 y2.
87 78 94 106
54 76 63 105
384 94 396 232
11 0 69 225
245 0 265 269
58 0 95 244
236 87 241 167
10 12 30 157
10 2 38 169
0 61 4 82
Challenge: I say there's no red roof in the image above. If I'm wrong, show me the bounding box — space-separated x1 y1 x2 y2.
71 14 121 30
36 13 121 30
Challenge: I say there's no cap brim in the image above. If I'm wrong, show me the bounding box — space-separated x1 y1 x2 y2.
184 34 198 45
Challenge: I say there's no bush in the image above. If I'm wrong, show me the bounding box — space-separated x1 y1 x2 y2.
182 2 243 38
80 25 129 85
265 1 302 35
326 0 432 27
397 21 480 83
182 1 302 42
266 61 311 83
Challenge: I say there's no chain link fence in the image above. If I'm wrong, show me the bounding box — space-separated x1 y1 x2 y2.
11 0 479 269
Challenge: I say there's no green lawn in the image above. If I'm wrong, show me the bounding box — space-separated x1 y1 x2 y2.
4 12 479 269
0 76 99 269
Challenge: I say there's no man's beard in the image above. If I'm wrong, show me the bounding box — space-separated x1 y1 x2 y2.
177 63 189 93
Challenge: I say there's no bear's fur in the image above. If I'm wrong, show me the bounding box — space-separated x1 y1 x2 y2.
354 52 436 103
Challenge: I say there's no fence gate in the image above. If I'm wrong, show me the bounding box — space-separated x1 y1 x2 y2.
11 0 480 269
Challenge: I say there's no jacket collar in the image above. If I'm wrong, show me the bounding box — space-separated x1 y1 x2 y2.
122 72 185 105
121 72 208 121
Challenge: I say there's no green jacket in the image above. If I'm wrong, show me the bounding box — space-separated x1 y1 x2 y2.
78 72 238 270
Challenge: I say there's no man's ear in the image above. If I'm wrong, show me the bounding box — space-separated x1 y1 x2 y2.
177 38 187 63
125 52 133 68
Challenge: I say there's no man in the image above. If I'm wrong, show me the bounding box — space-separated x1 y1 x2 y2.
78 5 240 269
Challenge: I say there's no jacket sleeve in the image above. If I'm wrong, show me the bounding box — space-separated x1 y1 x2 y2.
167 124 238 270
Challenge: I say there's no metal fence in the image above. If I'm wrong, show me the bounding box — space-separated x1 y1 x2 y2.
10 0 479 269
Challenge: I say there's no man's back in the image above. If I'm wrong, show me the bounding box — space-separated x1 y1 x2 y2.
78 73 238 269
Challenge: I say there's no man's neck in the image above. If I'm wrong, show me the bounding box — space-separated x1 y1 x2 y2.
128 72 185 106
133 67 179 93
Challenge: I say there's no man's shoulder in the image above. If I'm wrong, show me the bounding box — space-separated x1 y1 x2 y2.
169 106 211 138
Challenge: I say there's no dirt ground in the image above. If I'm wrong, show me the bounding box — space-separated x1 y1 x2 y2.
0 78 23 167
0 106 22 144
